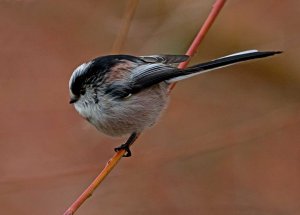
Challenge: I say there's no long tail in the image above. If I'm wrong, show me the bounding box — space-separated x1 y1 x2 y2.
167 50 282 83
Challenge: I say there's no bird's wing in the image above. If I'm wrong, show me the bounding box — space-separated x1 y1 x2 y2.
139 55 189 64
105 63 182 98
106 50 282 98
105 55 188 98
129 64 183 93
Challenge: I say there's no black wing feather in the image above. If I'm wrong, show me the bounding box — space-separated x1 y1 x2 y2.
105 64 181 98
129 64 183 93
106 51 281 98
140 55 189 64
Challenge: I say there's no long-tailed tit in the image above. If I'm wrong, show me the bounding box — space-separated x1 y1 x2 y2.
69 50 281 156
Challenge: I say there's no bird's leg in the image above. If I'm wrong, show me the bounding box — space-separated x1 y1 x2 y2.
114 132 138 157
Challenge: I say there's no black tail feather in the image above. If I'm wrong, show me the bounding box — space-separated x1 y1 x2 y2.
187 51 281 71
167 50 282 82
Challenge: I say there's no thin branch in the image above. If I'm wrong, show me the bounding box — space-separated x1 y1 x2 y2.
111 0 140 54
63 0 227 214
63 151 125 215
168 0 227 91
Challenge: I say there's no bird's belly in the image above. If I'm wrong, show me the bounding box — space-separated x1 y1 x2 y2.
77 83 169 137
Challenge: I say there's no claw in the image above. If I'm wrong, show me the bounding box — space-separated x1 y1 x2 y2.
114 144 131 157
113 132 138 158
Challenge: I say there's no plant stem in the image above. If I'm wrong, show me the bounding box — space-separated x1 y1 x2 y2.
63 151 125 215
169 0 227 91
111 0 140 54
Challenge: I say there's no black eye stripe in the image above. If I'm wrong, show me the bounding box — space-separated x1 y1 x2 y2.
70 55 141 97
80 89 86 95
70 69 105 97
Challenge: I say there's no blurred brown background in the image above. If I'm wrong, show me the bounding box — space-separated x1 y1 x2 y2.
0 0 299 214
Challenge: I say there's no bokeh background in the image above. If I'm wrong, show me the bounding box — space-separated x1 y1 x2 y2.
1 0 299 214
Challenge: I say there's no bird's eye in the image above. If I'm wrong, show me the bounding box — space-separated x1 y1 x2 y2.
80 89 86 95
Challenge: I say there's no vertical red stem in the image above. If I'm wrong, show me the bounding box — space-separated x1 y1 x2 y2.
169 0 227 91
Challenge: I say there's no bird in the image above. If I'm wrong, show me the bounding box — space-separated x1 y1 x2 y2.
69 50 281 157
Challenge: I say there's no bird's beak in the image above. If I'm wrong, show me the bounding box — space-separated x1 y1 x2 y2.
69 96 79 104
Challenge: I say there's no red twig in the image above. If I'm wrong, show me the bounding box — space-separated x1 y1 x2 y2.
63 151 125 215
169 0 227 91
63 0 227 214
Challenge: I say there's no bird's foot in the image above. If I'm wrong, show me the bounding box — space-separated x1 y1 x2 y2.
114 132 138 157
114 144 131 157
